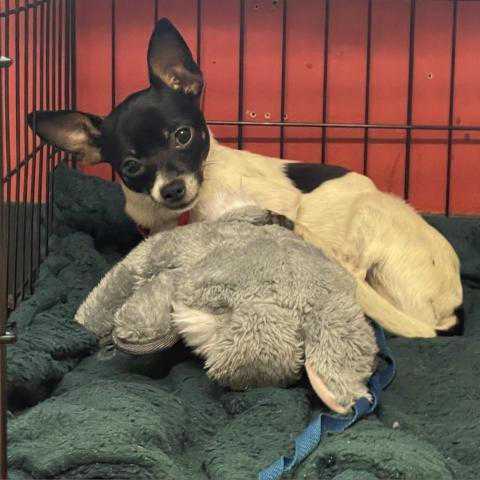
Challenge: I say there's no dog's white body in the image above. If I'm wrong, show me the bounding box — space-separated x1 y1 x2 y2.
121 135 463 338
29 17 461 340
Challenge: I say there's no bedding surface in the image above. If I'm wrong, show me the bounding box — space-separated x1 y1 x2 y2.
6 165 480 480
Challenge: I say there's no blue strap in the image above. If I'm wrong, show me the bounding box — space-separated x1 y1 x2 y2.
258 326 396 480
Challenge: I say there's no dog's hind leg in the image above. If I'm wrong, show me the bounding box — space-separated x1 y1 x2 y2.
362 198 462 336
342 199 440 338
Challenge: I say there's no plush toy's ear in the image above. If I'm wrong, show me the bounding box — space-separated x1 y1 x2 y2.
305 364 350 415
28 110 103 165
147 18 203 98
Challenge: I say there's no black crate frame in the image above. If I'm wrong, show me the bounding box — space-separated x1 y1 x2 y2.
2 0 480 478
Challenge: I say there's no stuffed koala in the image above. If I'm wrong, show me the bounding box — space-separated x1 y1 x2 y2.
75 205 379 414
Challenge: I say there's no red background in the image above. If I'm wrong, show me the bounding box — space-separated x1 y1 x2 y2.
3 0 480 214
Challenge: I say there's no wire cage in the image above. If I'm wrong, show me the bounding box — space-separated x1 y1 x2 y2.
1 0 480 477
1 0 75 476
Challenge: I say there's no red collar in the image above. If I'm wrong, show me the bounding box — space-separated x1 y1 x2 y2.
177 210 191 226
136 211 190 238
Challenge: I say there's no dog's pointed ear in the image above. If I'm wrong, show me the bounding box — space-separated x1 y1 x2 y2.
148 18 203 98
28 110 104 165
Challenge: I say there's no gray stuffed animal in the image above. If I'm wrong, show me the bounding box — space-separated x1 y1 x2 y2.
75 204 379 414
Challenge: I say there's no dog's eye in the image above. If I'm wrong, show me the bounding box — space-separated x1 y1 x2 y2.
174 127 193 147
121 158 145 178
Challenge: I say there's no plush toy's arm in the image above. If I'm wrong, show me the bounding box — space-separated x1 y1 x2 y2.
74 238 155 343
303 291 379 414
112 273 179 354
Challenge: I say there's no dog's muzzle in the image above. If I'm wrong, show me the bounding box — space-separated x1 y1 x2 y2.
150 172 200 209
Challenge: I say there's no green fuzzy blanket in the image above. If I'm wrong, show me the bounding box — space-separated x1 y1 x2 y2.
6 165 480 480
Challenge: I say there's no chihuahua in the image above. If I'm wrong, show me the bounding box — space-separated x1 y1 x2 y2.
29 18 463 339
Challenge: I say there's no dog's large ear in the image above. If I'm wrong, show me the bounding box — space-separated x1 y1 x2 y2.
148 18 203 98
28 110 103 165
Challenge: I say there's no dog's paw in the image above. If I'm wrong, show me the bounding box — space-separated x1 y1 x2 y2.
264 211 295 231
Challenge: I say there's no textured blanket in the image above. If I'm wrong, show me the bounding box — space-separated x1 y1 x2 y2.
6 164 480 480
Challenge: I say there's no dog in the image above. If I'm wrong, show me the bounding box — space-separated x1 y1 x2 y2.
28 18 463 339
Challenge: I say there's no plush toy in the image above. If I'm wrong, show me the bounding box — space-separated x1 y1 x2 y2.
75 203 379 414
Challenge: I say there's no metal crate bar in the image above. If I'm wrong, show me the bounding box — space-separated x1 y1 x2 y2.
0 0 49 18
20 0 31 298
237 0 245 150
404 0 417 201
363 0 373 175
206 120 480 131
0 48 12 480
446 0 459 216
0 0 74 473
320 0 330 164
278 0 287 159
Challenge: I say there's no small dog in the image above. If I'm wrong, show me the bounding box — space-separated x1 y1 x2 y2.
28 18 463 338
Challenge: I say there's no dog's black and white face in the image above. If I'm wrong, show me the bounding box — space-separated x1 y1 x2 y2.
28 18 210 212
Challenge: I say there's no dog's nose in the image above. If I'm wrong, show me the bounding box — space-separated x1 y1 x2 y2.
160 179 186 203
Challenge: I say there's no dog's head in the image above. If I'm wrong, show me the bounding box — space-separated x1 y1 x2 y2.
28 18 209 212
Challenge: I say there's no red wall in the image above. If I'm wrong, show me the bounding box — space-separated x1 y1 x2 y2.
73 0 480 215
1 0 71 205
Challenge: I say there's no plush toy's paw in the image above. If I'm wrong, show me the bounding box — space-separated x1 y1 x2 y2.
113 330 179 355
264 211 295 231
75 304 115 345
306 363 372 415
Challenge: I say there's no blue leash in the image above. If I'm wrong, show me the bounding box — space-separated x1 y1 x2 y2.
258 326 396 480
